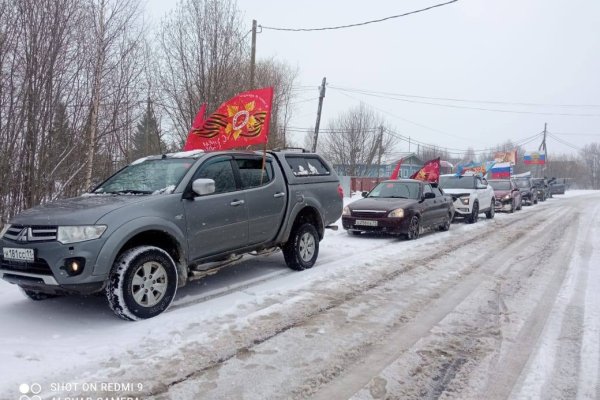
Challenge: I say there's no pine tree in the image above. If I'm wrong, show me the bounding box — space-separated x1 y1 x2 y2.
131 99 163 159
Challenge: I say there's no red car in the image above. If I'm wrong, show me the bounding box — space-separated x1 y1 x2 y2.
488 179 522 213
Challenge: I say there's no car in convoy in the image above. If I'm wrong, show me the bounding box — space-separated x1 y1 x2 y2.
0 150 343 320
439 174 495 223
513 177 538 205
342 179 454 239
532 178 551 201
488 179 522 213
549 180 566 195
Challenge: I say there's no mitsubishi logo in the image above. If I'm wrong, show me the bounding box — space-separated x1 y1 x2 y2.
15 228 29 242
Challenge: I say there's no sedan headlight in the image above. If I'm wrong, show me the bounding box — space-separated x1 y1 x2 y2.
388 208 404 218
503 194 511 200
57 225 107 244
460 196 470 205
0 223 11 238
342 206 351 216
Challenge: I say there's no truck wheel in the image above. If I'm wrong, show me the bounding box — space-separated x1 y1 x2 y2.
106 246 178 321
485 200 495 219
283 223 319 271
467 202 479 224
20 287 59 301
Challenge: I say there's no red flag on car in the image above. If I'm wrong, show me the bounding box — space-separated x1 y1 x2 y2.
410 157 441 183
183 87 274 151
389 159 402 179
183 103 207 151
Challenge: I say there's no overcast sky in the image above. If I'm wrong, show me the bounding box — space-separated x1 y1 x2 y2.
146 0 600 157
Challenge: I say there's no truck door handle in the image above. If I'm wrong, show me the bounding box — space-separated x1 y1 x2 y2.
230 200 245 206
273 192 285 198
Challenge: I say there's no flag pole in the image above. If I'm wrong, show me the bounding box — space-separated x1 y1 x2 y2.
260 141 267 185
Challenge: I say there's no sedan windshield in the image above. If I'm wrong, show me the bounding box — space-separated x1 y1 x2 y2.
368 182 421 200
94 159 194 194
439 175 476 189
489 181 511 191
514 179 530 188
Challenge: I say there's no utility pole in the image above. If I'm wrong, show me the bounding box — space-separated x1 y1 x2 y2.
539 122 547 177
376 126 384 179
408 136 411 153
250 19 257 89
312 77 326 153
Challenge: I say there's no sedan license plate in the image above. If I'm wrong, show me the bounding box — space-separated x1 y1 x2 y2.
2 247 34 262
355 219 378 227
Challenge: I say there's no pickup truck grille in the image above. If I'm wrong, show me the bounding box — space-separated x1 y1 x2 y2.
2 225 58 243
0 256 53 275
351 210 387 218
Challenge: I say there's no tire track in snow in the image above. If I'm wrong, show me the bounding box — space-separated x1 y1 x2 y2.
506 200 599 399
336 204 574 400
154 204 568 399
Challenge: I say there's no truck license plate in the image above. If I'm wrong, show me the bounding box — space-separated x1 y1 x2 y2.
2 248 34 262
355 219 378 227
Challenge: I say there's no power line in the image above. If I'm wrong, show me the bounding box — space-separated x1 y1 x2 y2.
329 85 600 109
333 89 477 144
329 87 600 117
259 0 458 32
547 132 582 151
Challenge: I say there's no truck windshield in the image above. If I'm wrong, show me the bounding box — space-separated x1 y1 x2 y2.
368 182 421 199
93 159 194 194
439 176 476 189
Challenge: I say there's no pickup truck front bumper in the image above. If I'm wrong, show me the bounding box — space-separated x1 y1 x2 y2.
0 237 107 295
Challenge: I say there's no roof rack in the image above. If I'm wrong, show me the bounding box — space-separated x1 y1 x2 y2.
272 147 310 153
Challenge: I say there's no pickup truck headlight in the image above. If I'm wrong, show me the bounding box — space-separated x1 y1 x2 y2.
0 224 11 238
460 197 470 205
342 206 351 216
57 225 107 244
388 208 404 218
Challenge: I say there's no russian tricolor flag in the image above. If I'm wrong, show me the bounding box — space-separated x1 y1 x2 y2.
524 151 546 165
490 162 512 179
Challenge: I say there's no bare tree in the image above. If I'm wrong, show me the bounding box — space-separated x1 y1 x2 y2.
320 104 397 176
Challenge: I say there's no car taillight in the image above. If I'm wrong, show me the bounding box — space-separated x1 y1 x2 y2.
337 184 344 199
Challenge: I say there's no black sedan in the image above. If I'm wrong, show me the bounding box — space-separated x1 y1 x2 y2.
342 179 455 240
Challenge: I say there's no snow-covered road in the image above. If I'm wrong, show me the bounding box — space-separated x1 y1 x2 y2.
1 191 599 399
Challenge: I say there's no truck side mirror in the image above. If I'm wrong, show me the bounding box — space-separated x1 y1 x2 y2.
361 191 368 198
192 178 216 196
423 192 435 200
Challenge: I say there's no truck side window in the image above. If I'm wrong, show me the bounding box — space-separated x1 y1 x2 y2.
235 158 273 189
196 157 236 194
286 156 330 176
423 184 433 195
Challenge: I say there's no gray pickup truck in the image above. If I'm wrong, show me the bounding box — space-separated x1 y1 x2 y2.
0 150 342 320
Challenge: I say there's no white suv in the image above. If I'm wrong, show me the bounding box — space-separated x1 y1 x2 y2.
439 174 495 223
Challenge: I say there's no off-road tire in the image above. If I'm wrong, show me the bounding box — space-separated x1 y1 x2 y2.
20 287 59 301
467 202 479 224
106 246 178 321
485 200 495 219
283 223 319 271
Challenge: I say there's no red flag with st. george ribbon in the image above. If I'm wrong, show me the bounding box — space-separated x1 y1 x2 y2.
183 103 207 151
410 157 441 183
389 159 402 179
183 87 274 151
